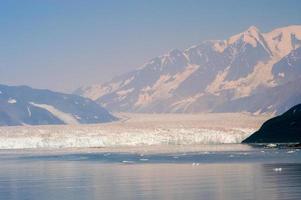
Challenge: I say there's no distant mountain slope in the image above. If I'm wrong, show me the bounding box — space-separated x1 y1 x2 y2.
214 78 301 115
76 25 301 113
0 84 116 126
272 46 301 85
242 104 301 143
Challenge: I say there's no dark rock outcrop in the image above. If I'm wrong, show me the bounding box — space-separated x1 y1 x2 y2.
242 104 301 143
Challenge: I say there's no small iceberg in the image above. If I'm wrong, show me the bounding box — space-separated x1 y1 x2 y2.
122 160 135 164
266 143 277 148
273 168 282 172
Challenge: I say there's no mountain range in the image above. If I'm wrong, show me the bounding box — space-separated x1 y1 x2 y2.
0 84 116 126
76 25 301 114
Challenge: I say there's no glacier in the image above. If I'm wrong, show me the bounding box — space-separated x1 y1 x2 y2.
0 113 268 149
0 126 253 149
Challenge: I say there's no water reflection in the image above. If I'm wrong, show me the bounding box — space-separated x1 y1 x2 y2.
0 160 301 200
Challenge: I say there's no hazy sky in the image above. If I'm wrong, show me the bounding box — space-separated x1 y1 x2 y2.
1 0 300 92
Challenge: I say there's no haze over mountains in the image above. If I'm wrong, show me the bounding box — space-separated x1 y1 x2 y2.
76 25 301 114
0 85 116 126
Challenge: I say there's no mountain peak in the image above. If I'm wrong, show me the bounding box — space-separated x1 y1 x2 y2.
246 25 260 34
168 48 182 56
264 25 301 57
227 25 262 47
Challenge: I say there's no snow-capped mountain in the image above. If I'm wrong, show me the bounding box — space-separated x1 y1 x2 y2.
76 25 301 114
213 46 301 115
0 84 116 126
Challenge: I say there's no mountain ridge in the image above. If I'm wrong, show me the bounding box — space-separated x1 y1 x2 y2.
75 25 301 114
0 84 116 126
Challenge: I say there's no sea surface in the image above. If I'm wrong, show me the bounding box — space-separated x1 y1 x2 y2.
0 144 300 200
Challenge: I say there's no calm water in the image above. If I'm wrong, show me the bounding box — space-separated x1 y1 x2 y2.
0 145 301 200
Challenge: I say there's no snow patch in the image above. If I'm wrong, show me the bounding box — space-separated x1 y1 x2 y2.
228 26 261 47
79 81 123 100
253 109 262 115
123 76 135 86
206 67 230 95
30 102 79 125
264 25 301 58
170 93 204 112
278 72 285 78
220 58 278 98
135 65 199 108
116 88 134 100
212 41 227 53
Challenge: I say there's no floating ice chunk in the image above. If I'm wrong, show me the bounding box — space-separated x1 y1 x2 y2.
74 115 81 120
273 168 282 172
266 144 277 148
122 160 135 164
139 158 149 161
287 150 295 154
7 98 17 104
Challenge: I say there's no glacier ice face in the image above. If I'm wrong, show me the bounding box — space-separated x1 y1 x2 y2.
0 113 267 150
0 126 253 149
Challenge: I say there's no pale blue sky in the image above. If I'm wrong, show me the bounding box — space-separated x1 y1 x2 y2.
0 0 300 92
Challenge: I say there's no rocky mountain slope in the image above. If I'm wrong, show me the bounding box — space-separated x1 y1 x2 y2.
0 84 116 126
214 77 301 115
242 104 301 143
76 25 301 114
